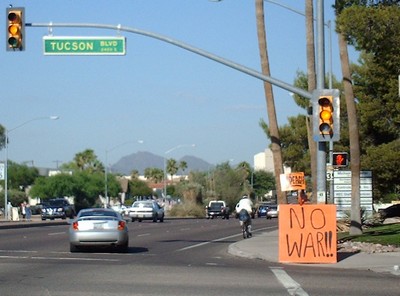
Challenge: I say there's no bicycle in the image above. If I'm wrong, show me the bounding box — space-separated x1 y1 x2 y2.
238 209 252 239
242 220 252 239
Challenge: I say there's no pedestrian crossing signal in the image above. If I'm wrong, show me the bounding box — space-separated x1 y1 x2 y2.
332 152 348 167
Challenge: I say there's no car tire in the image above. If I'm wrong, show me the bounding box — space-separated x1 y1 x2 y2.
70 244 79 253
118 241 129 253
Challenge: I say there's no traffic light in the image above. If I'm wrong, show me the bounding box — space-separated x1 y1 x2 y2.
332 152 348 167
6 7 25 51
312 89 340 142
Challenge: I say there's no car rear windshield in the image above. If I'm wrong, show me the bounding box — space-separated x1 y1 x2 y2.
210 202 224 209
133 202 153 208
79 210 118 218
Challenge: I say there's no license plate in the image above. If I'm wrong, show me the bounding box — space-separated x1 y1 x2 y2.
94 223 104 229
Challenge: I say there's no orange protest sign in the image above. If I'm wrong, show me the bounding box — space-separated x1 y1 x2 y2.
279 204 337 264
280 172 306 191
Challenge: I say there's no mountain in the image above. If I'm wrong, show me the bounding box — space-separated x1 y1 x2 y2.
110 151 213 175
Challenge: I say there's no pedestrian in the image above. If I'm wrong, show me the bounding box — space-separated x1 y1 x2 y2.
298 189 309 205
20 202 26 221
25 202 32 221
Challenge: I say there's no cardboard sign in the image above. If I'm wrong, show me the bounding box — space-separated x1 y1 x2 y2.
280 172 306 191
279 204 337 264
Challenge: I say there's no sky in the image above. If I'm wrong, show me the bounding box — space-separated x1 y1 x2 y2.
1 0 359 169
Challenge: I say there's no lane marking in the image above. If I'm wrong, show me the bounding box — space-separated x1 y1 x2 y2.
270 267 309 296
176 226 276 252
0 254 119 262
137 233 151 237
48 232 66 236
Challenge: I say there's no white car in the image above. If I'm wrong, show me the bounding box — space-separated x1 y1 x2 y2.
111 204 128 215
127 200 164 223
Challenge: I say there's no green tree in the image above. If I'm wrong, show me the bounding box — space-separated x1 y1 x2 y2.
362 140 400 201
6 161 39 191
335 2 400 234
128 178 152 198
62 149 104 173
0 124 5 150
252 170 276 200
166 158 179 184
144 167 164 183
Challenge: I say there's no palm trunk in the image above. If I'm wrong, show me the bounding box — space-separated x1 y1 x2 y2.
255 0 285 204
305 0 318 202
338 33 362 235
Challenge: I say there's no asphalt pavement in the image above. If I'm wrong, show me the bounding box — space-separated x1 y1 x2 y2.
1 216 399 276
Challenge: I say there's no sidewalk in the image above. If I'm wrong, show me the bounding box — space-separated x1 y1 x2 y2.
228 229 400 276
0 215 68 228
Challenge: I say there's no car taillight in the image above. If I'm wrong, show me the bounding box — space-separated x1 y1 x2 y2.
118 220 126 231
72 221 79 231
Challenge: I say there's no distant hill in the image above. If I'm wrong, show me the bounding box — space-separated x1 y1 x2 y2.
110 151 212 175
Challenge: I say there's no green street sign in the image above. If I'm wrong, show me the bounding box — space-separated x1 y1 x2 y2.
43 36 126 55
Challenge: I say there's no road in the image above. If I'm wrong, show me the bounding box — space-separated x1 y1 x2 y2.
0 217 399 296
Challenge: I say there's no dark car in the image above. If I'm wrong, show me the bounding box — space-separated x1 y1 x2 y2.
41 198 75 220
378 204 400 220
257 205 269 218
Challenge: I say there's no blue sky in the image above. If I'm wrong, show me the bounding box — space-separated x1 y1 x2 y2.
2 0 358 168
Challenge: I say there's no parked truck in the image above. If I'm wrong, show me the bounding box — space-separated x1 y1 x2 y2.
206 200 230 219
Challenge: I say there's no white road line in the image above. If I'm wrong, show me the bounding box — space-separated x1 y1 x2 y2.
137 233 151 237
31 256 119 262
0 249 37 253
48 232 66 236
0 254 119 262
176 226 276 252
270 267 309 296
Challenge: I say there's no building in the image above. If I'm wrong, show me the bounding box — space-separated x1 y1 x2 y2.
254 148 291 174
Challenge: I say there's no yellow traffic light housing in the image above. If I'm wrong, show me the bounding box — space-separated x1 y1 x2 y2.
6 7 25 51
312 89 340 142
318 96 333 135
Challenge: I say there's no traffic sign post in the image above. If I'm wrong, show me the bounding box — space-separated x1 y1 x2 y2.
43 36 126 55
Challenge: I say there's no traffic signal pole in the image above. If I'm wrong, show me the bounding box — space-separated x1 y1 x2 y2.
25 21 312 100
316 0 327 204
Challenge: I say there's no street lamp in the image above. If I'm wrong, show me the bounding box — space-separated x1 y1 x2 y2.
263 0 333 89
104 140 144 207
3 116 59 220
163 144 195 198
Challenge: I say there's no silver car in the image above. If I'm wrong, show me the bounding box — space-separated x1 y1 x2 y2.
69 208 129 252
127 200 164 222
266 205 279 219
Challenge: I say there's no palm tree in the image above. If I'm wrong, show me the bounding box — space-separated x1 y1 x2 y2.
305 0 318 200
335 0 361 235
255 0 285 204
167 158 179 185
73 149 103 173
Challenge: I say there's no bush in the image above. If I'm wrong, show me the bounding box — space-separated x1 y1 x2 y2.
168 203 205 218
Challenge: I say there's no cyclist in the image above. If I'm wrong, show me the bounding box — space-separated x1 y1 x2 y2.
236 195 253 237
